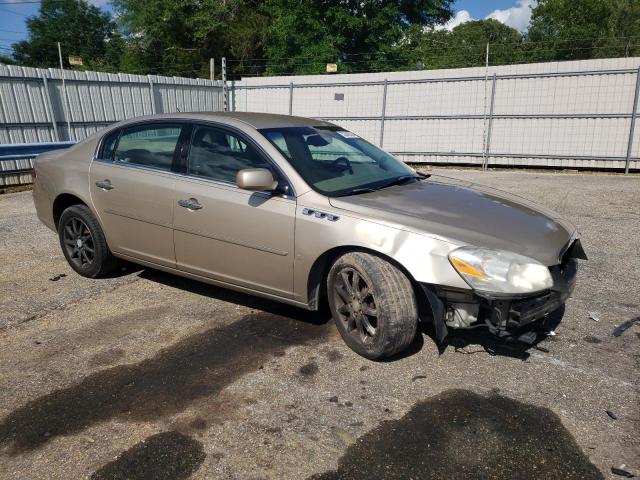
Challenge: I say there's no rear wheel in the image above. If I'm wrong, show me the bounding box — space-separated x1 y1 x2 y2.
327 252 418 359
58 204 117 278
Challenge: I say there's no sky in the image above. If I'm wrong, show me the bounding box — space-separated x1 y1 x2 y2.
0 0 536 58
441 0 537 32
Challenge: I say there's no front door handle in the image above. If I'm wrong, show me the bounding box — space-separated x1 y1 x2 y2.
95 180 114 191
177 199 203 210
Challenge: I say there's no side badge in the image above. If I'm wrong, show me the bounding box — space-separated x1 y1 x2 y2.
302 208 339 222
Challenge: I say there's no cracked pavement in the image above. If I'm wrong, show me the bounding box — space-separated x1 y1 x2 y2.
0 168 638 479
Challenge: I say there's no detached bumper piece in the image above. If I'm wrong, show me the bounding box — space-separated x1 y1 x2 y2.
422 239 585 344
479 257 578 334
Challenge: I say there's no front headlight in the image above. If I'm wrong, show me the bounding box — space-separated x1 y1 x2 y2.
448 247 553 294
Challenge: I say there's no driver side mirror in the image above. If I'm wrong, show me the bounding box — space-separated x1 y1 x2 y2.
236 168 278 192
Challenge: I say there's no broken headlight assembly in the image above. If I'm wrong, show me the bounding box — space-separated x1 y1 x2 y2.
448 247 553 295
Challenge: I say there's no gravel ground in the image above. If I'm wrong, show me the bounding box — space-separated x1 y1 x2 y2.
0 169 638 480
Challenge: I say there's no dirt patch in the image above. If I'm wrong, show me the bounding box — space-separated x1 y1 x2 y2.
299 362 319 377
0 185 32 195
309 389 603 480
0 311 331 453
90 431 204 480
324 349 344 362
88 348 126 367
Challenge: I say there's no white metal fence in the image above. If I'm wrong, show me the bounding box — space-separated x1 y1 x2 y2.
231 57 640 172
0 64 223 144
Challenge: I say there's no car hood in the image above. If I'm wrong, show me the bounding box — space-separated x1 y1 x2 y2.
328 175 575 266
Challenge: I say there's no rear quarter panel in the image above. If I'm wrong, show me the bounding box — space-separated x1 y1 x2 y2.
33 135 101 230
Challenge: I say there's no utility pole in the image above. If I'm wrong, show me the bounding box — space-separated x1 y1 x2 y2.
57 42 73 141
221 57 228 112
209 58 215 81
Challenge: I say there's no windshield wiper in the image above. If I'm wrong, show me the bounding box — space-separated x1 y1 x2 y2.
376 174 424 190
339 187 378 196
338 173 430 197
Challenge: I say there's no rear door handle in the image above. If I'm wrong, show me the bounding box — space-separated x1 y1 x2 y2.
177 199 203 210
95 180 114 191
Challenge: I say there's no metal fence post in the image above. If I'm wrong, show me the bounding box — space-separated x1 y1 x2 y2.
288 82 294 115
221 57 228 112
41 75 59 142
379 79 388 148
147 76 156 114
230 80 236 112
57 43 73 141
483 74 497 170
625 66 640 174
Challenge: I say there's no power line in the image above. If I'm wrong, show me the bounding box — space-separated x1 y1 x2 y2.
224 35 639 65
0 7 28 17
0 0 64 4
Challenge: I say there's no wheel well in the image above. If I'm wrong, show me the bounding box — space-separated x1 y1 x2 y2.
306 246 430 317
52 193 86 229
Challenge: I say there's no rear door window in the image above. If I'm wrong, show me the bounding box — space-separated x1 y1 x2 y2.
114 124 182 172
99 130 120 161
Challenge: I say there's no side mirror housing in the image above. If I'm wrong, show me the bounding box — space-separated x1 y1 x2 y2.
236 168 278 191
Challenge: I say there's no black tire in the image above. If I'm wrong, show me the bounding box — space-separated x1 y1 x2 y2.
327 252 418 359
58 204 118 278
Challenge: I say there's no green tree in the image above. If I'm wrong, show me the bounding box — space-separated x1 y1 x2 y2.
259 0 454 75
527 0 639 60
112 0 268 78
0 55 15 65
408 19 524 70
13 0 120 70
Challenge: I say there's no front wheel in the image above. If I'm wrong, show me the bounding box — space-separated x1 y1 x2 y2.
327 252 418 359
58 204 117 278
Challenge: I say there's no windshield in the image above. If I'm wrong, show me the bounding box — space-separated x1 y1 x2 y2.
259 126 417 197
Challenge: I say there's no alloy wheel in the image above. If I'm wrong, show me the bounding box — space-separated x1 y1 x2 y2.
62 217 95 268
333 267 378 344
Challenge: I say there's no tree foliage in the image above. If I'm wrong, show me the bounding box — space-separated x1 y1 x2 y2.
407 19 525 70
4 0 640 77
259 0 454 75
112 0 268 77
527 0 640 60
12 0 119 69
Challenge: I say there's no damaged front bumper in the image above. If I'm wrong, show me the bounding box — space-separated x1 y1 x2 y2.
421 240 585 344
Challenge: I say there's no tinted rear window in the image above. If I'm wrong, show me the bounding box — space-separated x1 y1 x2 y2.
113 124 182 172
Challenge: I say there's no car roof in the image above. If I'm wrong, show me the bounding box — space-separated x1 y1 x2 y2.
112 112 336 130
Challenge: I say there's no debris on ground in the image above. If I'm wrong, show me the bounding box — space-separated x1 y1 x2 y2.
329 396 339 403
48 273 67 282
412 375 427 382
606 410 618 420
612 317 640 337
588 312 600 322
611 466 635 478
546 330 557 336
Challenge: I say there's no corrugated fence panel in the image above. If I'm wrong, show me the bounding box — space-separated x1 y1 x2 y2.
0 65 223 144
232 57 640 170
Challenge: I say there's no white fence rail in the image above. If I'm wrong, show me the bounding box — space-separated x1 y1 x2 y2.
0 64 223 144
231 57 640 172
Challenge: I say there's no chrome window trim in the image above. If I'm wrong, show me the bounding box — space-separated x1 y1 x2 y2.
172 170 295 202
92 154 295 202
92 117 298 199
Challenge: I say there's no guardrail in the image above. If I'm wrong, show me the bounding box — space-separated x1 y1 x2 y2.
0 142 75 187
